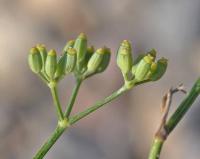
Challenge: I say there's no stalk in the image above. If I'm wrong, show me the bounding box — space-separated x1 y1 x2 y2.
33 121 69 159
69 86 127 124
65 79 82 118
148 78 200 159
49 83 64 121
33 85 129 158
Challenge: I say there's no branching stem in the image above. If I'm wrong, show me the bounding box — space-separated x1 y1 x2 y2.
65 79 82 118
69 85 127 125
49 83 64 121
33 83 130 159
33 119 69 159
148 78 200 159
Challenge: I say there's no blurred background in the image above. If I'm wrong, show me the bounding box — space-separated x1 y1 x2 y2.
0 0 200 158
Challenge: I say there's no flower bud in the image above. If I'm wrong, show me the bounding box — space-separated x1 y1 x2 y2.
117 40 133 76
150 58 168 81
87 48 105 74
45 49 57 80
28 47 42 73
73 33 87 72
87 46 95 54
131 64 138 75
134 54 153 82
147 49 157 60
63 40 75 53
85 46 95 63
132 54 147 75
54 54 67 80
65 48 77 74
144 62 157 80
150 62 158 72
96 47 111 73
36 44 47 72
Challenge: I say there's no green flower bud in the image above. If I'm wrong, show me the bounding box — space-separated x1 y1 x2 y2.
87 48 105 74
45 49 57 80
85 46 95 63
134 54 153 82
132 54 146 75
150 58 168 81
65 48 77 74
36 44 47 72
73 33 87 72
144 62 157 80
87 46 95 54
54 53 67 80
28 47 42 73
131 64 138 75
63 40 75 53
96 47 111 73
117 40 133 76
150 62 158 72
147 49 157 60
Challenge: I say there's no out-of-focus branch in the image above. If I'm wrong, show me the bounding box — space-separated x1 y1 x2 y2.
148 79 200 159
155 84 186 140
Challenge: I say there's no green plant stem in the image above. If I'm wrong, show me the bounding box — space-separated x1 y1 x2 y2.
38 72 49 84
69 85 128 125
65 79 82 118
33 122 69 159
165 78 200 134
148 138 164 159
33 84 130 159
50 84 64 121
148 78 200 159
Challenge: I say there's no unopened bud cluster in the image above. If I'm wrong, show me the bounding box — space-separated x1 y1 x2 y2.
117 40 168 85
28 34 167 87
28 33 111 83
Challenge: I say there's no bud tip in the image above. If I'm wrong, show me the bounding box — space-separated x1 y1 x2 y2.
30 47 39 54
121 40 131 49
67 48 77 55
96 48 105 54
78 33 87 39
48 49 57 56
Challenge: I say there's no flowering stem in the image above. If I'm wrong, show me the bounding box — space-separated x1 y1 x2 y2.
33 84 130 159
33 119 69 159
148 138 164 159
49 83 64 121
65 79 82 118
148 78 200 159
38 72 49 84
69 85 128 125
165 78 200 133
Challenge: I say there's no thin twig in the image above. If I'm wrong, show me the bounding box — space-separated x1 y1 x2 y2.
155 84 186 140
149 78 200 159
